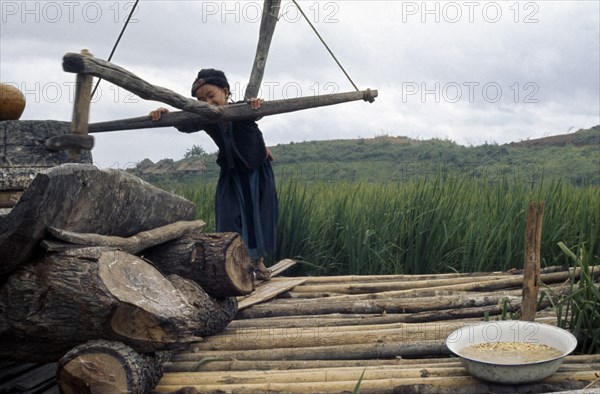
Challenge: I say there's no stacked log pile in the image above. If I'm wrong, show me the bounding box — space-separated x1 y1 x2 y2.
155 267 600 393
0 164 256 393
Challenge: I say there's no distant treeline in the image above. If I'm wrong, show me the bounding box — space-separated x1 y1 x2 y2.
140 125 599 186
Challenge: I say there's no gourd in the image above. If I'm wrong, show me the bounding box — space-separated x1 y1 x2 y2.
0 83 26 120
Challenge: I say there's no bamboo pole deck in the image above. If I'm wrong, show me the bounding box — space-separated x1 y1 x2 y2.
156 265 600 393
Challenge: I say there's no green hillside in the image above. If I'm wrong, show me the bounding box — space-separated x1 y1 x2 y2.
135 125 599 185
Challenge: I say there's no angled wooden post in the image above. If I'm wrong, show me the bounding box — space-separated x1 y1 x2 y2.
245 0 281 100
68 49 94 161
521 201 545 321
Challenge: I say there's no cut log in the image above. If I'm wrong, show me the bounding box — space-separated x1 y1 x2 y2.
47 220 205 254
0 164 195 275
0 248 234 362
143 233 255 298
57 340 169 394
167 274 238 337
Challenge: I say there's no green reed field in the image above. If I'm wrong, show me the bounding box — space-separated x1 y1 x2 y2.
172 176 599 277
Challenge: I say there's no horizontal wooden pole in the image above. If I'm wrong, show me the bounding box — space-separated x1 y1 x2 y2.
87 89 378 133
63 52 220 120
44 134 94 151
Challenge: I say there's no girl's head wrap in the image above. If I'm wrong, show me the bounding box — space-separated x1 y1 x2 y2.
191 69 230 97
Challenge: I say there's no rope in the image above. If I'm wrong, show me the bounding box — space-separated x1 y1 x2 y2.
91 0 141 98
291 0 359 91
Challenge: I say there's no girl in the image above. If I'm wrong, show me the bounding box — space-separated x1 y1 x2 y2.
150 68 278 280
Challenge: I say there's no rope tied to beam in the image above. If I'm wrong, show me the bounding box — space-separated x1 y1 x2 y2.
291 0 360 92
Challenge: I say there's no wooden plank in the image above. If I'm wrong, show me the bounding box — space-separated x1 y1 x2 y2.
237 277 306 310
268 258 296 277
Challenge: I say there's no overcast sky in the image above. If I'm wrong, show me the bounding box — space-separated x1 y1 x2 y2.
1 0 599 169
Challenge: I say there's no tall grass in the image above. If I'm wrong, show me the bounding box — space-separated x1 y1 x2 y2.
172 176 600 276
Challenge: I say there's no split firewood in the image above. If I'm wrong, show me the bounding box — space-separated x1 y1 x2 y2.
143 233 255 298
46 220 205 254
0 164 196 275
56 340 169 394
0 247 236 362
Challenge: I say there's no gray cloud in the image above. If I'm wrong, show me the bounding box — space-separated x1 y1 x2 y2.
1 1 598 168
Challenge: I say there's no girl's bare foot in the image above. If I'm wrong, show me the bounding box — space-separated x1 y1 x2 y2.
253 258 271 281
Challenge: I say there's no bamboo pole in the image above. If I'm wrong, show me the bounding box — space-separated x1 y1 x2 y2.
226 312 558 330
522 201 545 321
236 293 524 319
154 371 600 394
172 340 448 361
195 322 471 351
290 274 513 294
291 268 590 295
164 358 457 373
165 354 600 372
159 365 469 385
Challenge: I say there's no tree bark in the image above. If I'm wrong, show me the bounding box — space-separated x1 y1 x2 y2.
143 233 255 298
0 248 235 362
57 340 169 394
0 164 195 275
167 274 238 338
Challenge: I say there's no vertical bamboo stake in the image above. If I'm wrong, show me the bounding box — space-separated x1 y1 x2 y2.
244 0 281 100
69 49 93 161
521 201 545 321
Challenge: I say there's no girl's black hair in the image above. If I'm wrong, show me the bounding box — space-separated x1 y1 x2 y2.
191 68 230 97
